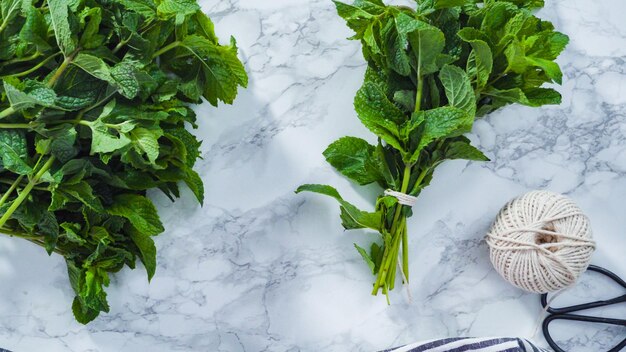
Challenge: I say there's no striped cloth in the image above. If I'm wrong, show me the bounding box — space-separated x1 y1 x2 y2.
381 337 548 352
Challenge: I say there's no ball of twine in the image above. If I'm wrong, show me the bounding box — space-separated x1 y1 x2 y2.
486 191 596 293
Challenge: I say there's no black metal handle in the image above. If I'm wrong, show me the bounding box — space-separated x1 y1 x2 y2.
540 265 626 352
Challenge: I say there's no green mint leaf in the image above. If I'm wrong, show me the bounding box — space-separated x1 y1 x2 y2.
164 128 202 167
457 28 493 88
110 60 142 99
444 136 489 161
108 194 164 236
72 296 100 324
80 266 110 314
60 222 88 245
183 167 204 205
79 7 104 49
323 136 383 186
296 184 381 230
86 119 133 156
407 106 473 163
354 243 376 274
128 225 157 281
354 81 405 152
174 35 248 105
3 80 57 112
483 87 561 107
50 128 78 163
19 6 52 51
48 0 77 55
439 65 476 116
157 0 200 24
72 53 113 82
111 0 157 18
0 129 31 175
50 181 105 213
0 0 23 29
433 0 468 8
407 25 445 75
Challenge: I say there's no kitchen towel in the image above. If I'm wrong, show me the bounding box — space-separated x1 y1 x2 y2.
381 337 547 352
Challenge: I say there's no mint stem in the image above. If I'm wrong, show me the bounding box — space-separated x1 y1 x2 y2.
0 175 24 209
152 41 181 59
0 107 16 120
0 123 31 129
1 52 63 79
0 156 55 229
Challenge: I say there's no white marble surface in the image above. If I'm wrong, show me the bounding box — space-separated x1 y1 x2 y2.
1 0 626 351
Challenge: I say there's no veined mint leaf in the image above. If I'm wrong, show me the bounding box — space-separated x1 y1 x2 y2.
354 81 405 152
439 65 476 116
3 81 57 112
0 130 31 175
108 194 164 236
444 136 489 161
85 119 132 156
174 35 248 105
19 6 52 51
407 25 445 76
48 0 77 55
128 225 157 281
111 0 157 18
296 184 381 231
457 28 493 88
323 136 383 186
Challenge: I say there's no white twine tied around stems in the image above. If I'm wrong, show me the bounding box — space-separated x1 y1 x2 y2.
486 191 596 294
384 189 418 207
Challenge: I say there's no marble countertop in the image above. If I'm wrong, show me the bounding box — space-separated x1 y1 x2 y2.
1 0 625 351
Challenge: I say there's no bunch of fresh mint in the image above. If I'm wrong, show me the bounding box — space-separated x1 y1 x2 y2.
0 0 246 323
298 0 568 300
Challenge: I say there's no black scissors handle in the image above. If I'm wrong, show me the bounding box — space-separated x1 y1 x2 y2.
540 265 626 352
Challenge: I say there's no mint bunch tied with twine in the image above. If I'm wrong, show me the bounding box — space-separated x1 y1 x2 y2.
297 0 568 301
0 0 247 323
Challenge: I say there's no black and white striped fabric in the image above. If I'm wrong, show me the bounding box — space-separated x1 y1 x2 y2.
381 337 548 352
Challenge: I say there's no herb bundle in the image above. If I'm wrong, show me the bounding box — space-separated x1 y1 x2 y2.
297 0 568 300
0 0 246 323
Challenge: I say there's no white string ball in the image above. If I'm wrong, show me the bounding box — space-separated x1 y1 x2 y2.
486 191 596 293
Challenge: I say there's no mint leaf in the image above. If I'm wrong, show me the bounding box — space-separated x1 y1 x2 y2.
323 136 383 186
444 137 489 161
439 65 476 116
86 119 133 156
48 0 77 55
111 0 157 18
0 130 31 175
128 226 157 281
3 80 57 111
354 81 405 152
407 25 445 75
0 0 24 30
457 28 493 88
183 168 204 205
296 184 381 231
174 35 248 105
354 243 376 274
157 0 200 24
19 6 52 51
108 194 164 236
